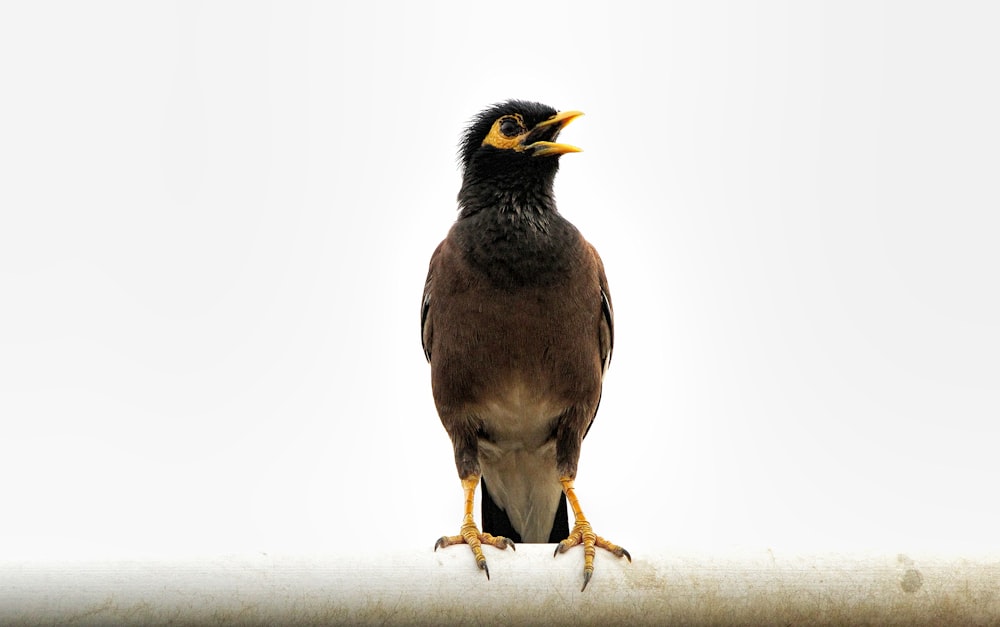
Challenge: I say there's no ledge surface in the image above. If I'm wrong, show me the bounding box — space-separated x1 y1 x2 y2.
2 547 999 625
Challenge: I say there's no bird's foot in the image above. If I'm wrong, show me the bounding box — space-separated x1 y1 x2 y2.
554 519 631 591
434 517 515 580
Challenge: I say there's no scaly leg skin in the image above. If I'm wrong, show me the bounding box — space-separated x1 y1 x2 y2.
434 474 515 579
554 476 631 591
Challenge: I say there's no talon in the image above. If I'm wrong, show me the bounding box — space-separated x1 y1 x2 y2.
436 529 510 580
493 536 516 551
435 475 514 581
557 476 630 591
595 535 630 562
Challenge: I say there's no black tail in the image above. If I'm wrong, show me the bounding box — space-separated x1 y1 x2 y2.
480 476 569 543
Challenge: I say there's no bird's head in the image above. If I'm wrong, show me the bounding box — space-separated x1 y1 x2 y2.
457 100 583 213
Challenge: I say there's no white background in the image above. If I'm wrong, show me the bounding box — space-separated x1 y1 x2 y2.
1 2 997 560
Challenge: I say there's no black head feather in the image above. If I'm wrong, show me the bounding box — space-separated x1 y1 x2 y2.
458 100 559 171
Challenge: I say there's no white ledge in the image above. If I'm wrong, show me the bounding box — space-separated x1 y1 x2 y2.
2 547 999 625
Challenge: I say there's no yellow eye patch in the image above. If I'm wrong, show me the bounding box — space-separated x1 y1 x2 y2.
482 114 527 151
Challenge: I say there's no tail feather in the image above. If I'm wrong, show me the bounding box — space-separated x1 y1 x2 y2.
481 476 569 543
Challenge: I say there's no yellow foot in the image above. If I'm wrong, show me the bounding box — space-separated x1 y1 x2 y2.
554 519 631 591
434 519 515 580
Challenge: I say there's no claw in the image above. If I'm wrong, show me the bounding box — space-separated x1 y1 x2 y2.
556 476 630 591
434 526 512 581
491 536 515 551
555 528 629 591
436 475 514 581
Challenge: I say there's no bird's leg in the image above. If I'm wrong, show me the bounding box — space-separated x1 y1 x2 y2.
554 476 630 591
434 474 515 579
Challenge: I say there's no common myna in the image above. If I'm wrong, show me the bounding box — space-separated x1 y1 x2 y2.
420 100 629 591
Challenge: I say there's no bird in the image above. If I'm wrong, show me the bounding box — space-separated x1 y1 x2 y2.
420 100 629 591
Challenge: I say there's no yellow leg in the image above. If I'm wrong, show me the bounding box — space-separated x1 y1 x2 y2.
434 475 515 579
555 476 630 591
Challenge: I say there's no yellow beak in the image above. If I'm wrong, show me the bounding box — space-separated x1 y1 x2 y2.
526 110 584 156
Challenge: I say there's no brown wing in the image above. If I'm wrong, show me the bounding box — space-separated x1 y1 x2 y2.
420 242 443 363
591 243 613 376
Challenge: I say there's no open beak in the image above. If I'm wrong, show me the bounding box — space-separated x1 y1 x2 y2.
525 110 584 156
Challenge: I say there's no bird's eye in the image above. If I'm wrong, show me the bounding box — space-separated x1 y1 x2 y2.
499 118 522 138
